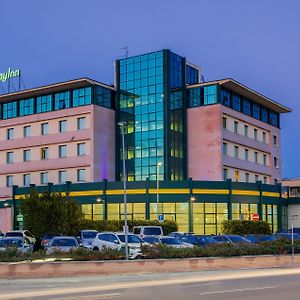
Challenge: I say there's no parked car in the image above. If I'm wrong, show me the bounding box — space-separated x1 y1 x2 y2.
131 226 163 239
92 232 144 259
212 235 251 244
142 236 161 244
168 232 188 239
4 230 36 244
245 234 275 243
0 237 33 253
77 230 98 249
180 235 219 247
46 236 79 254
0 231 4 239
159 236 194 248
274 233 300 241
41 233 62 249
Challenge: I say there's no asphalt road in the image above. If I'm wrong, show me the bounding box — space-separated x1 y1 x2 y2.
1 268 300 299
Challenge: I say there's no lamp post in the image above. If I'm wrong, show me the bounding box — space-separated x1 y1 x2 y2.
189 196 196 233
118 121 129 260
290 214 298 267
156 162 163 221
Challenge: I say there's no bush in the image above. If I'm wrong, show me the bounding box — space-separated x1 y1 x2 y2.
222 220 272 235
79 219 178 235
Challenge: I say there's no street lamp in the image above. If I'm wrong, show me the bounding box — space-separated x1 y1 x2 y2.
290 214 298 267
118 121 129 260
156 162 163 221
189 195 196 233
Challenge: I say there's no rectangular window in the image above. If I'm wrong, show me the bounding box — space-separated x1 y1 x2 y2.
3 101 17 119
261 107 268 123
77 143 86 156
245 173 250 183
232 94 241 111
6 152 14 164
37 95 52 113
59 120 67 132
6 175 13 187
234 121 238 133
222 117 227 129
55 91 70 110
77 117 86 130
7 128 14 140
23 149 31 162
273 135 278 146
58 145 67 158
243 99 251 116
274 157 278 168
23 125 31 138
270 111 279 127
72 87 92 107
262 132 266 143
41 123 49 135
40 172 48 184
58 170 67 183
263 154 267 166
255 174 259 182
19 98 34 116
254 151 258 163
234 145 239 159
77 169 86 182
244 125 248 137
203 85 217 105
223 168 228 180
252 103 260 119
254 128 258 140
23 174 30 186
41 147 49 160
244 149 249 161
234 170 239 182
263 176 268 184
222 142 227 155
221 89 230 107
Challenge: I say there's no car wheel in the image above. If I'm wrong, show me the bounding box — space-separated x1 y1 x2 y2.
93 247 99 251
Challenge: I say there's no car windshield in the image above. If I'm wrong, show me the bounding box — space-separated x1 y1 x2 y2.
142 237 160 244
82 232 97 239
5 232 23 238
161 238 182 245
51 238 77 247
228 236 247 243
117 234 143 243
44 234 61 239
195 235 216 243
143 228 162 235
0 239 23 247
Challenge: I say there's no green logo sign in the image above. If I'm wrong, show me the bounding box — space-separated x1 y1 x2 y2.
0 68 21 82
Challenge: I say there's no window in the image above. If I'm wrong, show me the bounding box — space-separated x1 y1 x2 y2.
254 128 258 140
77 169 86 182
41 123 49 135
77 117 86 130
41 147 49 160
23 149 31 162
234 170 239 182
222 142 227 155
269 111 278 127
252 103 260 120
255 175 259 182
244 149 249 161
261 107 268 123
3 101 17 119
37 95 52 113
262 132 266 143
203 85 217 105
273 135 278 146
59 120 67 132
23 125 31 138
234 121 238 133
254 152 258 163
232 94 241 111
274 157 278 168
54 91 70 110
77 143 86 156
234 146 239 159
40 172 48 184
243 99 251 116
23 174 30 186
6 152 13 164
58 170 67 183
263 176 268 184
222 117 227 129
72 87 92 107
58 145 67 158
221 89 230 107
263 154 267 166
245 173 250 183
223 168 228 180
7 128 14 140
244 125 248 137
6 175 13 187
19 98 34 116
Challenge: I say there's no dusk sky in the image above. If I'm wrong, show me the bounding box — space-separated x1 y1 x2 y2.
1 0 299 178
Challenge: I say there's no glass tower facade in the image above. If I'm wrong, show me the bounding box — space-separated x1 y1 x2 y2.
116 49 199 181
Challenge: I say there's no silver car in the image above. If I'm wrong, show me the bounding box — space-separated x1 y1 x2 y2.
46 236 79 254
0 237 33 253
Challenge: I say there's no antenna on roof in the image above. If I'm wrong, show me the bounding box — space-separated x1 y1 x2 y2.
200 75 205 83
121 46 129 58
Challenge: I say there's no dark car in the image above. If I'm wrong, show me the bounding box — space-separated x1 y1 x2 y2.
180 235 219 247
41 233 62 249
274 233 300 241
142 236 161 244
212 235 251 244
245 234 275 243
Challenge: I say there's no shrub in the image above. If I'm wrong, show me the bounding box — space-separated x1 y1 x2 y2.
222 220 272 235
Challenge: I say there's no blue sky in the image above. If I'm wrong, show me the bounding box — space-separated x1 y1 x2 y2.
1 0 299 178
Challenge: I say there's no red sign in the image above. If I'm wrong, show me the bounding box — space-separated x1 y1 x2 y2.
251 214 260 221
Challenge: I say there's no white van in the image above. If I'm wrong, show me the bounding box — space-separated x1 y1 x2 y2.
131 226 163 239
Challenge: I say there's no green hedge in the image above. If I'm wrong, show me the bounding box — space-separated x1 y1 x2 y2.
79 219 178 235
222 220 272 235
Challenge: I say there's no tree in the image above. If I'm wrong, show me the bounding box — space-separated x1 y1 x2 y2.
20 190 84 239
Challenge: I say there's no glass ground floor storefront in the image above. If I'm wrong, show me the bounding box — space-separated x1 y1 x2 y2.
9 179 285 234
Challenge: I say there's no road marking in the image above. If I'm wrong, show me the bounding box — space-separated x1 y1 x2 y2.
53 292 121 300
198 285 278 295
181 283 213 288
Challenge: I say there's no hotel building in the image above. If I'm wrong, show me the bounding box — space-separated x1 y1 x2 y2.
0 50 291 233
